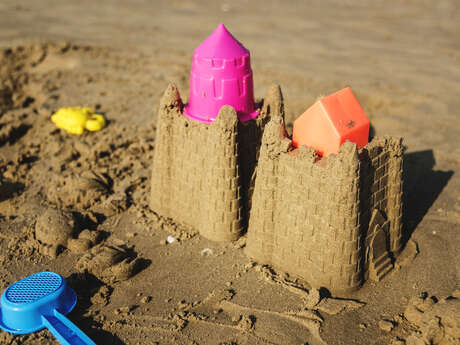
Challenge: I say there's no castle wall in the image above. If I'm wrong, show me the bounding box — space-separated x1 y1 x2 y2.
360 137 404 255
237 85 284 221
150 84 281 241
246 115 403 294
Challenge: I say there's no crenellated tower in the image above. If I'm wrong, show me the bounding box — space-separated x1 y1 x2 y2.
245 107 404 294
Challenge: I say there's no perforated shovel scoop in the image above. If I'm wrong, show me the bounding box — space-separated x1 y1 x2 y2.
0 272 96 345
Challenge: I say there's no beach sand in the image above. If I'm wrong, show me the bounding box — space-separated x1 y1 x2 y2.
0 1 459 344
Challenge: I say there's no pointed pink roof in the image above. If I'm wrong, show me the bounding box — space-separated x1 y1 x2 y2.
194 24 248 59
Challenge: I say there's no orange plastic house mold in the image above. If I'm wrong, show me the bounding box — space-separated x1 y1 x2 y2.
292 87 370 157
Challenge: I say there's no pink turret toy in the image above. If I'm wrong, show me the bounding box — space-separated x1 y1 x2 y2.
184 24 259 123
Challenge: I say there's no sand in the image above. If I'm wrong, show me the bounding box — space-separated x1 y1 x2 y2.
0 0 459 344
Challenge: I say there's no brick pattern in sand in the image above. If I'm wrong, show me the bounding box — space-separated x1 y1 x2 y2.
150 84 281 241
245 114 403 294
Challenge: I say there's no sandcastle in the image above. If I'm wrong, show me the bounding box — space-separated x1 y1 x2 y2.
245 114 403 293
150 83 278 241
150 24 276 241
150 24 404 294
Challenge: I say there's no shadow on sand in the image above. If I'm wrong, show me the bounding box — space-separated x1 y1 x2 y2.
0 180 25 202
402 149 453 245
66 272 126 345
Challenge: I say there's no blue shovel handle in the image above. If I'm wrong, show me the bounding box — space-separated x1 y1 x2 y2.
42 310 96 345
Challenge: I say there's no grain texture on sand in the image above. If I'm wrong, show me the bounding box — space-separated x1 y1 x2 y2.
0 0 459 344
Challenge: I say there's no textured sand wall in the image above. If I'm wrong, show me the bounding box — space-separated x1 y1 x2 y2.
238 85 284 219
150 84 243 241
150 84 282 241
246 114 403 293
360 137 404 254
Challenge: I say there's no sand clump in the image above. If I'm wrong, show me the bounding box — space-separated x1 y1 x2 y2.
35 208 74 247
401 292 460 345
34 207 105 257
315 298 365 315
76 244 142 283
78 228 102 245
379 319 396 332
67 237 92 253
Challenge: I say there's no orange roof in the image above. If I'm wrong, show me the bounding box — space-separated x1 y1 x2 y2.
292 87 370 157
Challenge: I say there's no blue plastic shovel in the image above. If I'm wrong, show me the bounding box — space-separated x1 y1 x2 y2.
0 272 96 345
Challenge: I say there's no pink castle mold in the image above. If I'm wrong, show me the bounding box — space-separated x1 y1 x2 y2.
184 24 259 123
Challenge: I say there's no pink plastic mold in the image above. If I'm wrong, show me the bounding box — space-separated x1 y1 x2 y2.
184 24 259 123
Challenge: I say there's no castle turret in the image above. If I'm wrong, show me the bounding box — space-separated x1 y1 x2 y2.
184 24 259 123
246 88 404 295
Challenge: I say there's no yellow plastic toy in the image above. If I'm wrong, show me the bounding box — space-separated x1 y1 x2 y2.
51 107 106 135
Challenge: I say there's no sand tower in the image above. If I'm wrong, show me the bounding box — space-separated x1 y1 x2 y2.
245 90 404 294
150 84 283 241
150 25 283 241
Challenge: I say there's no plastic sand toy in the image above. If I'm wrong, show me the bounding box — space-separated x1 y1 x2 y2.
292 87 370 157
0 272 96 345
184 24 259 123
51 107 106 135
